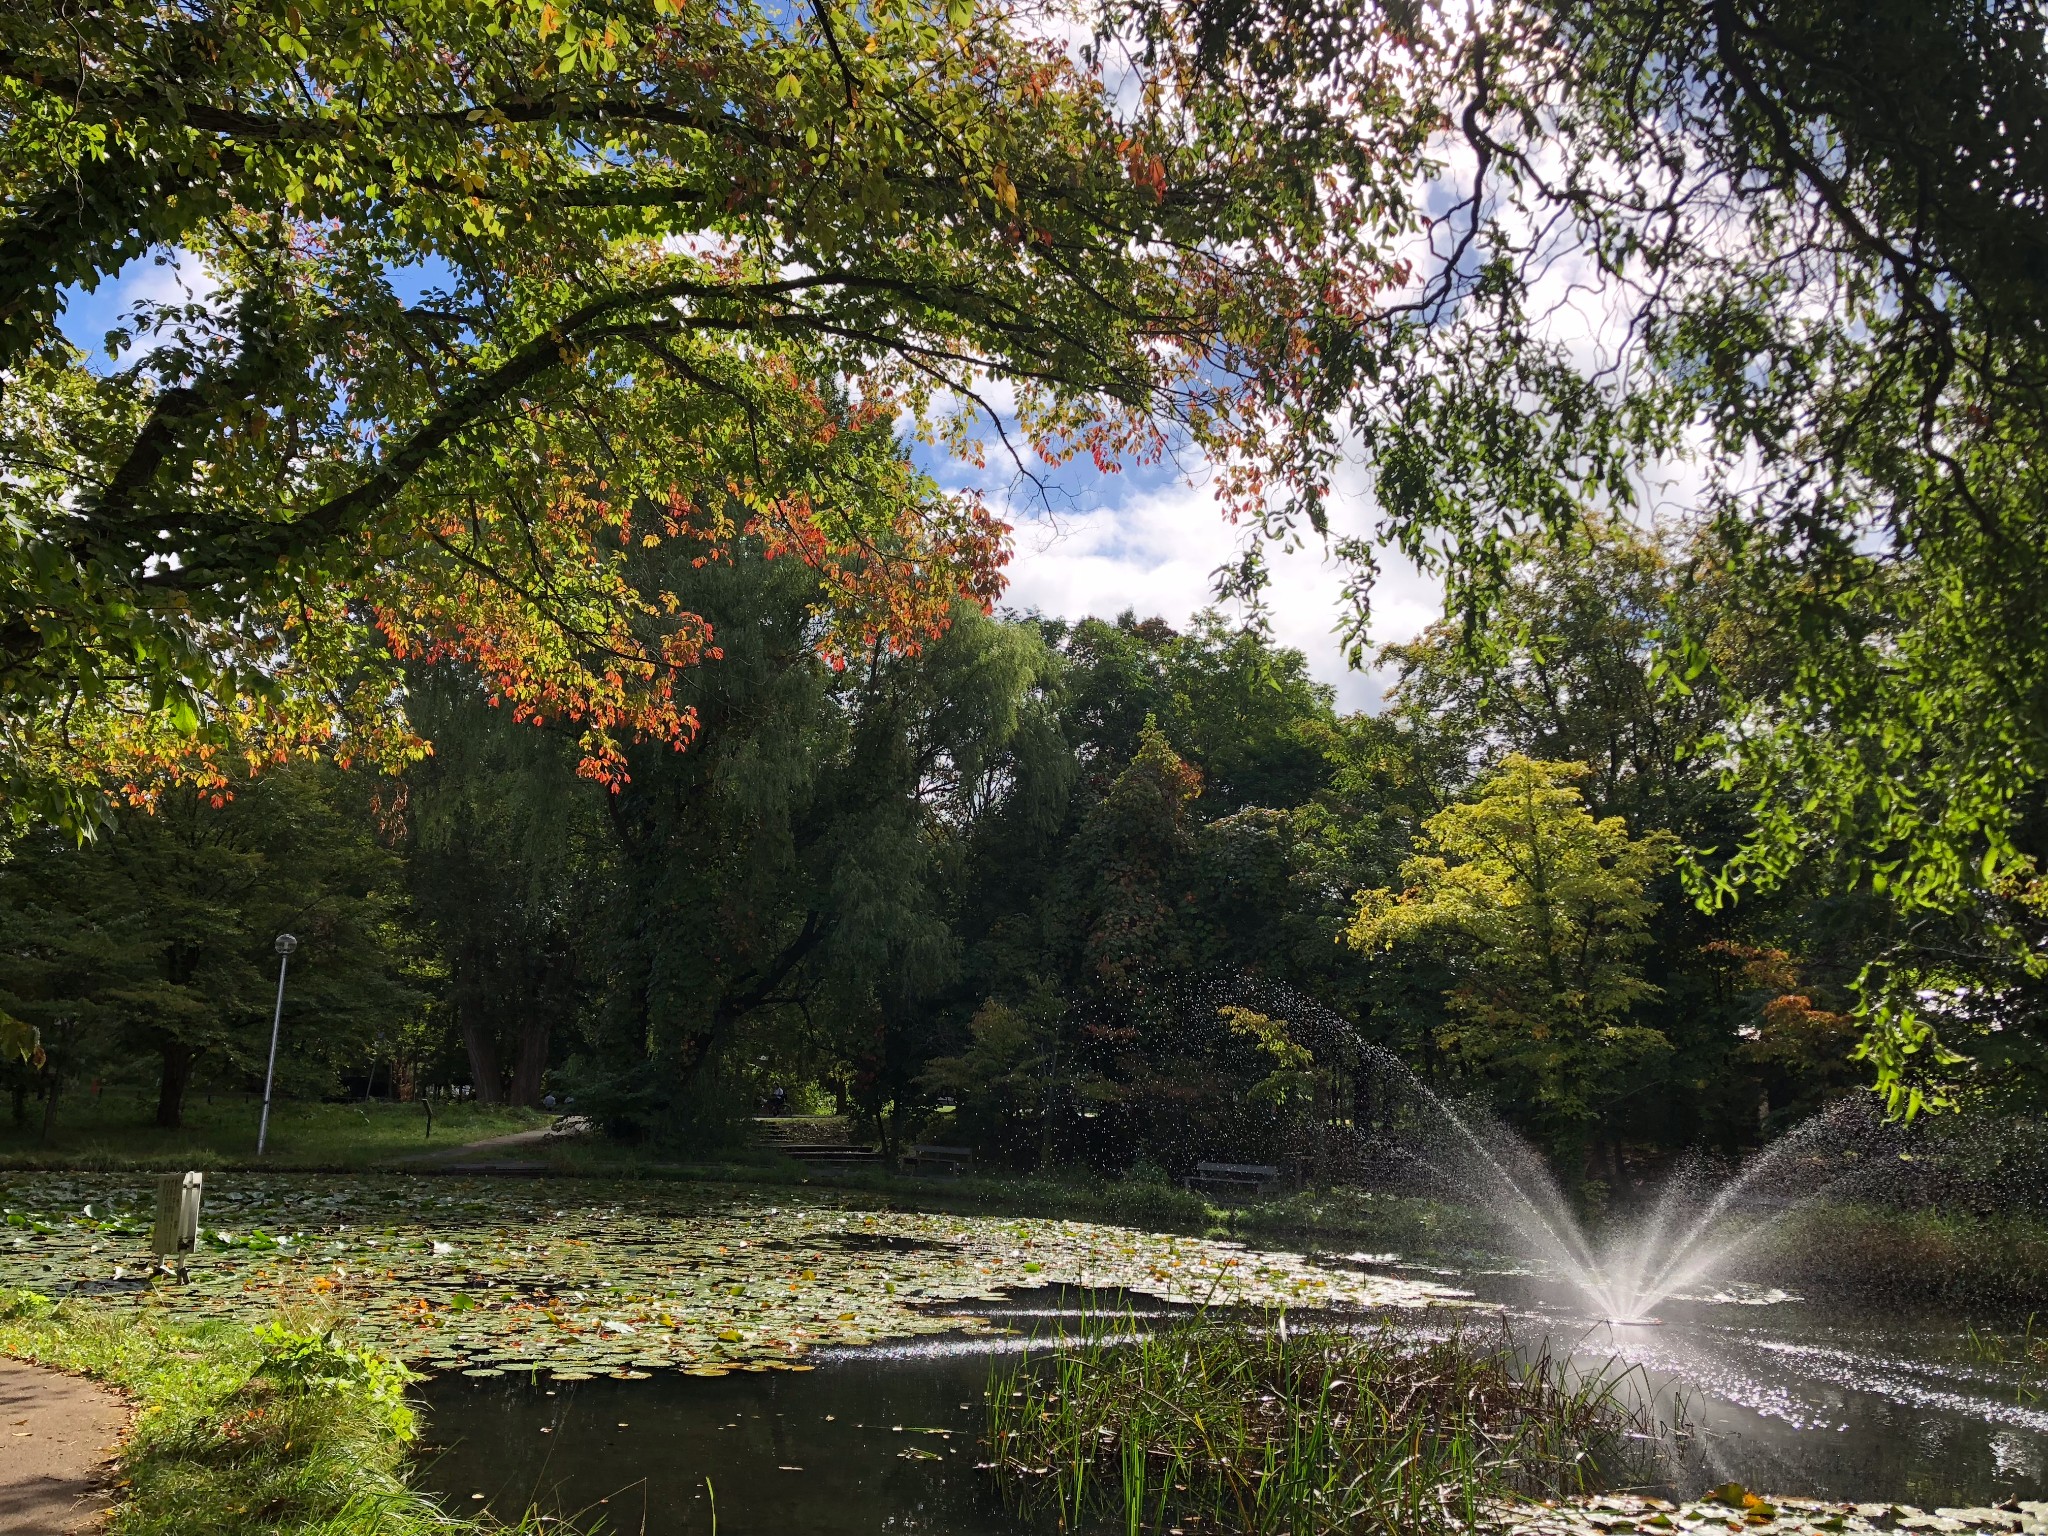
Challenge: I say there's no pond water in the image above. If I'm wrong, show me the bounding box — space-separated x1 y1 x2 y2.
1443 1264 2048 1507
418 1302 1091 1535
417 1270 2048 1533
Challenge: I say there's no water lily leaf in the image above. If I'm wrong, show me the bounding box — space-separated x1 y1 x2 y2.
0 1172 1449 1381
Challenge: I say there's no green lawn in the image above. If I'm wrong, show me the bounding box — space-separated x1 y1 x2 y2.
0 1095 552 1171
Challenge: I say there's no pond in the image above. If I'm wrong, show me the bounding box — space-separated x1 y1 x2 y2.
1439 1263 2048 1506
418 1290 1160 1535
0 1172 1444 1377
4 1172 2044 1526
416 1268 2048 1533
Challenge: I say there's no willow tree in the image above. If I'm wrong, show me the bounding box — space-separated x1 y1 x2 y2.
0 0 1428 833
1347 756 1677 1154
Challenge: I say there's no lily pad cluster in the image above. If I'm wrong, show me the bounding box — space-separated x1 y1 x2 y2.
0 1173 1451 1379
1487 1491 2048 1536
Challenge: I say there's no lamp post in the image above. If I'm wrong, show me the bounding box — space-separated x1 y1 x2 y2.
256 933 297 1155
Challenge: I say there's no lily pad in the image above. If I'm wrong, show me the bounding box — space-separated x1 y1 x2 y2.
0 1172 1454 1380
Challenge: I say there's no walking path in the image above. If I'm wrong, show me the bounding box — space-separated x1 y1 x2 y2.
391 1116 591 1170
0 1360 128 1535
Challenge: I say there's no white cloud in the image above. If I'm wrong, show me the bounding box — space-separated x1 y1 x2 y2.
997 476 1441 713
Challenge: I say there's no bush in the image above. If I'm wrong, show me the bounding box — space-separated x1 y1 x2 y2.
252 1322 418 1439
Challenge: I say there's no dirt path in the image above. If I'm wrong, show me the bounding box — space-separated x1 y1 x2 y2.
392 1116 591 1169
0 1360 128 1535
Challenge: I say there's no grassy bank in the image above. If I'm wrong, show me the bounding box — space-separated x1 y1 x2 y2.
1733 1202 2048 1308
986 1313 1641 1535
0 1286 544 1536
0 1096 550 1171
546 1135 1494 1253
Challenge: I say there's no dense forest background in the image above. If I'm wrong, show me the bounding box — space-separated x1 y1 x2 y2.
12 519 2040 1193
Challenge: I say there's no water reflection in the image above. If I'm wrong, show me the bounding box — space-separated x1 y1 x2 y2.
1425 1264 2048 1505
419 1323 1053 1533
416 1279 2048 1532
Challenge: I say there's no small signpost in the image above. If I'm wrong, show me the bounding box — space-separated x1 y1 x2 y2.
151 1171 203 1281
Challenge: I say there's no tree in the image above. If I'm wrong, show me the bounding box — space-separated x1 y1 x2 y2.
0 766 421 1127
1165 0 2048 892
1 0 1417 830
1375 523 1833 1147
1055 720 1204 990
920 988 1068 1169
1050 611 1338 817
921 617 1447 1174
1100 0 2048 1106
1380 522 1741 836
1346 756 1677 1157
400 673 605 1105
553 537 1067 1141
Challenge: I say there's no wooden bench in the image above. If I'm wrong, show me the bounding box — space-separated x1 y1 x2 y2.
900 1144 975 1176
1185 1161 1282 1198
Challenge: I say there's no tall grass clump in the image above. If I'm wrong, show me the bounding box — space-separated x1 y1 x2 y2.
985 1312 1641 1535
0 1286 558 1535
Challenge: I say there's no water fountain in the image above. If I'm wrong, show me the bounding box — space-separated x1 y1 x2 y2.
1203 976 1915 1322
1350 1055 1907 1323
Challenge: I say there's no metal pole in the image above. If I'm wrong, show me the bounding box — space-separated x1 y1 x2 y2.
257 935 296 1155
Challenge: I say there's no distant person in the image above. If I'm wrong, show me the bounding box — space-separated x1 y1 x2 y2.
770 1085 787 1115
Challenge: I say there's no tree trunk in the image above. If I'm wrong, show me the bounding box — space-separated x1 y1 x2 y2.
457 992 504 1104
508 1012 551 1108
40 1067 62 1144
155 1044 195 1129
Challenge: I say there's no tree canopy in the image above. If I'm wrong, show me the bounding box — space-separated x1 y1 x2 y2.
1347 755 1677 1151
9 0 2046 1142
2 0 1414 831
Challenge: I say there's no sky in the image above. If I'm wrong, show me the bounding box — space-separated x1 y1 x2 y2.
58 257 1446 717
990 474 1442 713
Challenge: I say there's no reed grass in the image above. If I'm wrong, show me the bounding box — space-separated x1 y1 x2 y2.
985 1311 1641 1536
